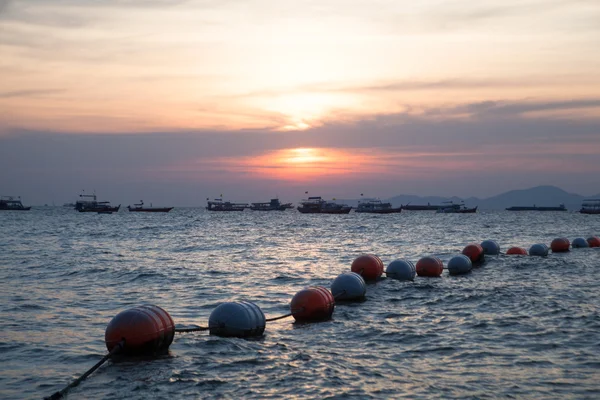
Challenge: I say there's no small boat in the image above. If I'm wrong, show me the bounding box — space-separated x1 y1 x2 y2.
249 198 293 211
0 196 31 211
505 204 567 211
437 204 478 213
297 196 352 214
127 200 173 213
355 198 402 214
580 199 600 214
401 202 461 211
206 198 248 211
75 191 120 213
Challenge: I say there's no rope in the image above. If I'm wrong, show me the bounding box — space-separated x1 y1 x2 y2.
174 326 210 333
333 290 346 300
45 339 124 400
265 312 293 322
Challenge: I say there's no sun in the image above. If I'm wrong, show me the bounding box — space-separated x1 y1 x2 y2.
281 148 328 164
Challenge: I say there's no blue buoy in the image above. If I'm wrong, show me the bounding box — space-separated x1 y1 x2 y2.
385 259 416 281
208 301 265 338
480 240 500 255
529 243 549 257
447 254 473 275
331 272 366 301
572 237 589 248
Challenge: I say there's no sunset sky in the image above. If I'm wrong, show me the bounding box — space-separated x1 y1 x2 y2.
1 0 599 205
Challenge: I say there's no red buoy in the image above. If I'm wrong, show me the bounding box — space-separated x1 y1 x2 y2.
506 247 528 255
587 236 600 248
462 244 485 264
416 256 443 277
105 305 175 355
290 286 335 322
351 254 383 281
551 237 570 253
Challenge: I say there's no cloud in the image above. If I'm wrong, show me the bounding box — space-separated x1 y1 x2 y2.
0 89 65 99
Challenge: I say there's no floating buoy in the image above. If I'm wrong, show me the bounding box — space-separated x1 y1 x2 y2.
550 237 570 253
351 254 383 281
416 256 444 277
480 240 500 255
208 301 265 338
529 243 549 257
587 236 600 248
462 244 485 264
571 237 589 248
506 247 528 255
331 272 366 301
105 305 175 355
447 255 473 275
386 259 416 281
290 286 335 322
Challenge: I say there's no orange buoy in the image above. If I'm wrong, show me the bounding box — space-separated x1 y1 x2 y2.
506 247 528 255
351 254 383 281
587 236 600 248
416 256 444 277
290 286 335 322
551 237 570 253
105 305 175 355
462 244 485 264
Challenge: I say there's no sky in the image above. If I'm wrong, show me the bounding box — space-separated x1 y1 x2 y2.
1 0 599 205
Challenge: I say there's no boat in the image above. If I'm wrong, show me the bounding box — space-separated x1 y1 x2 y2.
206 198 248 211
437 205 478 213
297 196 352 214
401 202 461 211
0 196 31 211
355 198 402 214
75 192 120 213
580 199 600 214
505 204 567 211
127 200 173 213
97 210 113 214
249 198 293 211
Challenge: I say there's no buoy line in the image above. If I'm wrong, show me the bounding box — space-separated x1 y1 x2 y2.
43 234 599 398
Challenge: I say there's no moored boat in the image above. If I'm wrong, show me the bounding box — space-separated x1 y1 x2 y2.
75 191 120 212
355 199 401 214
127 200 173 213
402 202 460 211
437 205 478 213
580 199 600 214
206 198 248 211
249 198 293 211
297 196 352 214
0 196 31 211
505 204 567 211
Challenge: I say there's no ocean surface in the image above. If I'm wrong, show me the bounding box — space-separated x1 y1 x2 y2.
1 208 599 399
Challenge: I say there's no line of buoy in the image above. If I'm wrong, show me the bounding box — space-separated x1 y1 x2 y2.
45 233 599 398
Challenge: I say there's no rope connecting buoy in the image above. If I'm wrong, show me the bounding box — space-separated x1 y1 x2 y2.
551 237 570 253
385 259 416 281
208 301 266 338
416 256 444 277
529 243 549 257
331 272 366 301
571 237 589 248
506 246 528 255
105 305 175 356
290 286 335 322
447 255 473 275
462 243 485 265
480 240 500 255
587 236 600 248
351 254 383 281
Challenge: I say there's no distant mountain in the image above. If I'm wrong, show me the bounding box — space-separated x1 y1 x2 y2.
476 186 585 210
375 185 591 211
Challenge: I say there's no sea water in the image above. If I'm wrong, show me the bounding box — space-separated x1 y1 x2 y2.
1 208 599 399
